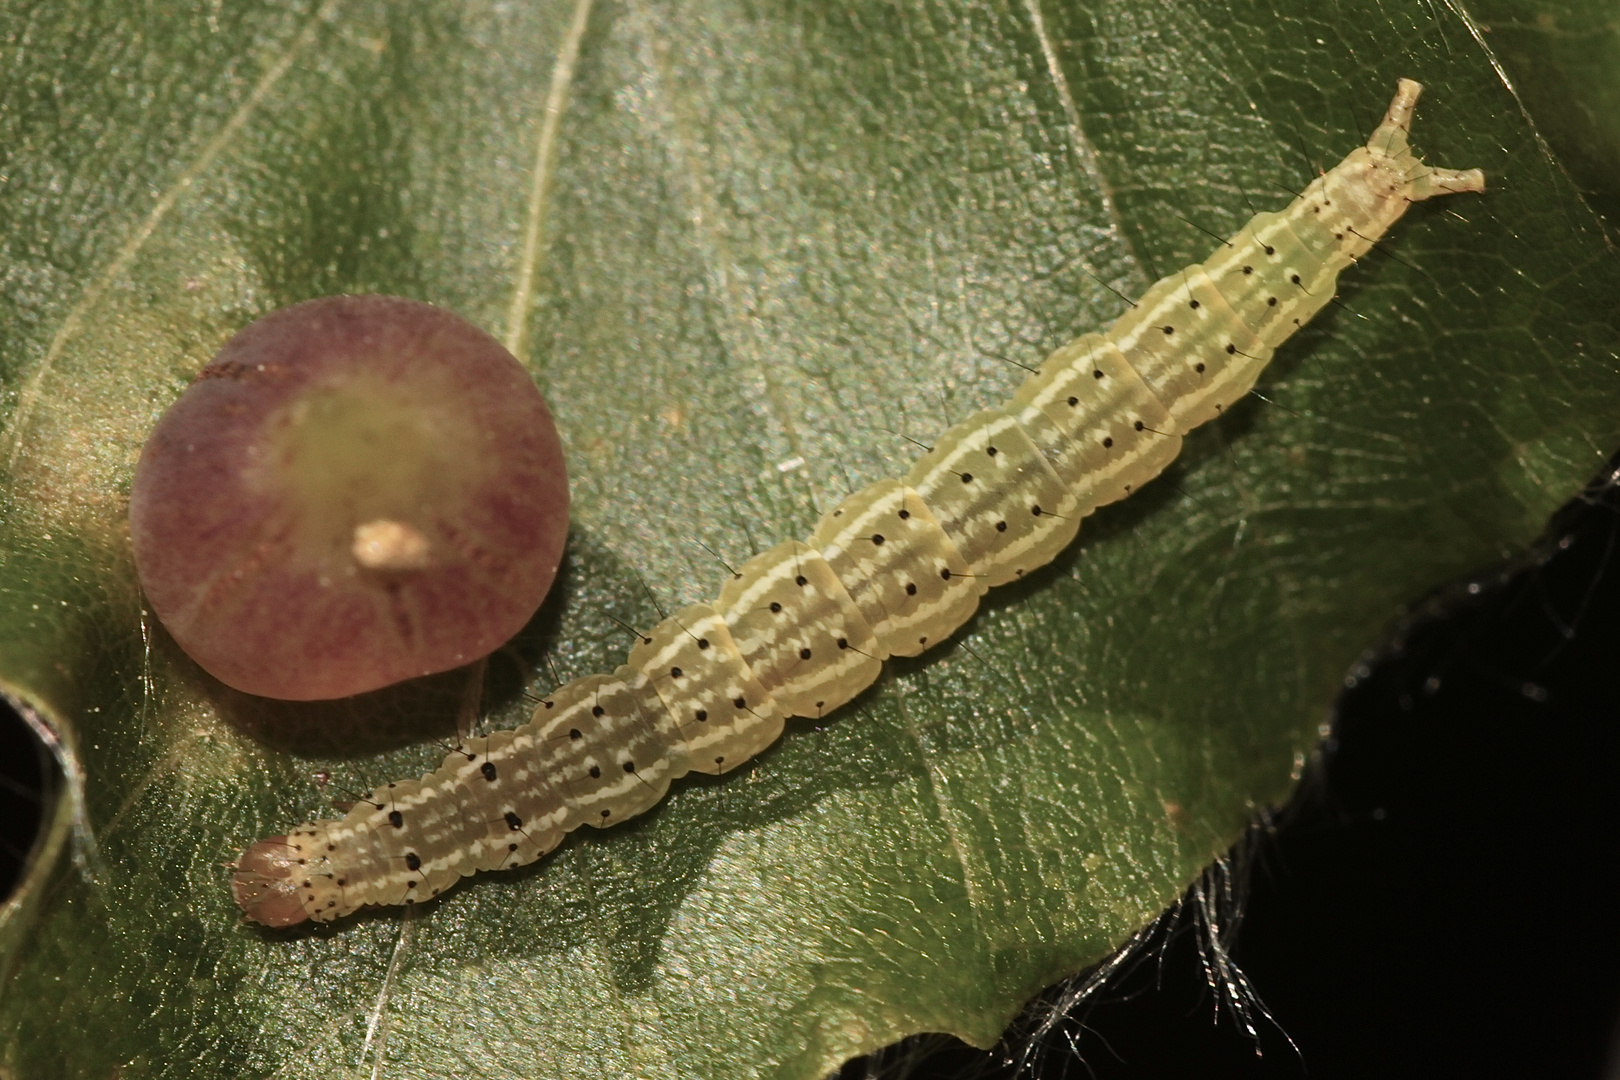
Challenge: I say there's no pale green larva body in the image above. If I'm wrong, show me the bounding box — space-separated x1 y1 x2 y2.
231 80 1484 927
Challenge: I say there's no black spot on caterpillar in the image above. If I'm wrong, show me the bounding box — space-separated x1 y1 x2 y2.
230 79 1484 927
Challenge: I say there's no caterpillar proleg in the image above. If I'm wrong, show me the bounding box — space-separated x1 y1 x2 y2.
231 79 1484 927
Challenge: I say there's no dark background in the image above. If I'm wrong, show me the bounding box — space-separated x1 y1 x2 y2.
5 465 1619 1079
0 685 46 913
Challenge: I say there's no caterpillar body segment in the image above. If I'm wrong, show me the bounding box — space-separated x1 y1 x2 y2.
232 80 1484 927
809 478 980 658
1009 332 1186 510
903 408 1082 588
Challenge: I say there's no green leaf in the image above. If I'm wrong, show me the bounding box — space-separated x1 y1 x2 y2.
3 0 1618 1077
1467 0 1620 235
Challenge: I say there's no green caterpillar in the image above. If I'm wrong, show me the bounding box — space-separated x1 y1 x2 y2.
231 79 1484 927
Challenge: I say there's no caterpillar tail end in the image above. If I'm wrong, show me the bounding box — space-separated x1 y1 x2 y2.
1409 165 1486 200
1369 78 1486 201
1378 78 1427 142
231 836 313 927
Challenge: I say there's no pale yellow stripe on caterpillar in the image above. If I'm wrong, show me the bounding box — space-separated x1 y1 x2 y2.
303 726 576 916
1009 333 1185 513
543 669 685 826
291 777 449 917
230 78 1485 928
1103 268 1276 430
809 478 980 658
1198 210 1341 349
457 716 572 869
1271 187 1356 278
1286 173 1373 271
526 675 638 830
715 540 884 718
904 409 1082 588
343 780 455 910
625 603 788 774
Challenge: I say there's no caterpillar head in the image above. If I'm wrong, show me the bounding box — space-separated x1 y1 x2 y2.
230 836 311 927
